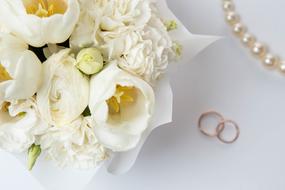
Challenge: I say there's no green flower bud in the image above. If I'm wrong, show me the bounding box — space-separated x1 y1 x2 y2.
172 42 183 57
76 48 104 75
28 144 41 171
164 20 178 31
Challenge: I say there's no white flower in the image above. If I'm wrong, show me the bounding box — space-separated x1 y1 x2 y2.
0 98 48 153
39 117 108 169
89 63 155 152
0 0 80 47
118 16 173 83
70 0 173 83
70 0 152 56
0 33 42 102
37 49 89 126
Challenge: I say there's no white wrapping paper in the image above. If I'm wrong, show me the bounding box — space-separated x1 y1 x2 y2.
8 0 219 189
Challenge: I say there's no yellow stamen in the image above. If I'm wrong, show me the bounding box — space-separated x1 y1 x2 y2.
48 4 54 16
106 85 137 115
39 0 48 9
35 3 49 17
0 64 12 83
106 97 120 114
120 94 134 102
23 0 67 18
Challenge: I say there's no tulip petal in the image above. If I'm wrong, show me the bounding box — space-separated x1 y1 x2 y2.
0 49 42 101
89 63 155 152
0 0 80 47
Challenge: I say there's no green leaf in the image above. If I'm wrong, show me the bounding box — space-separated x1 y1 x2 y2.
27 144 41 171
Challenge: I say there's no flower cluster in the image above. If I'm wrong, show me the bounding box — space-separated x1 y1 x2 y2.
0 0 180 169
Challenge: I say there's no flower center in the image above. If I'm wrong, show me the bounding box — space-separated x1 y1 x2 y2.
23 0 67 18
106 85 137 115
0 64 12 83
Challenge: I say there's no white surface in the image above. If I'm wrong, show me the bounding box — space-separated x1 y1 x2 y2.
1 0 285 189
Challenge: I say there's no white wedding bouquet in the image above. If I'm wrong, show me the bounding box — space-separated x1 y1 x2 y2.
0 0 217 187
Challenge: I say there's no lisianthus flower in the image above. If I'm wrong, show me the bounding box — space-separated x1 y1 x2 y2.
0 33 42 102
37 49 89 126
0 98 48 153
89 63 155 152
0 0 80 47
39 116 108 169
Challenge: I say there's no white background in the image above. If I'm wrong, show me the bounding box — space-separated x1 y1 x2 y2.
1 0 285 189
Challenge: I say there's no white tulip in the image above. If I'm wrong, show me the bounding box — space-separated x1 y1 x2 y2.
0 98 48 153
0 0 80 47
0 33 42 102
39 116 108 169
37 49 89 126
89 63 155 152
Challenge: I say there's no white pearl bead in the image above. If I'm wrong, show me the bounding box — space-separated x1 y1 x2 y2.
225 11 240 25
251 42 267 58
233 23 246 37
223 0 285 76
263 54 278 68
241 33 256 48
223 1 235 12
278 61 285 74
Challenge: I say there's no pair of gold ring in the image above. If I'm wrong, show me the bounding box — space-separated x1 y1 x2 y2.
198 111 240 144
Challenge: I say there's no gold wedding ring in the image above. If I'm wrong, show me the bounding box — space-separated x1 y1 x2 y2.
198 110 240 144
198 111 225 137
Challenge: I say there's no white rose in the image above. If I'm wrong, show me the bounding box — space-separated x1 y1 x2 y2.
0 33 42 102
119 16 173 83
89 63 155 152
39 116 108 169
70 0 151 57
0 98 48 153
37 49 89 126
0 0 80 47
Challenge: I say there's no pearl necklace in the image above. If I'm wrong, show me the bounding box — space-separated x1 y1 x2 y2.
222 0 285 74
